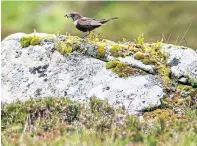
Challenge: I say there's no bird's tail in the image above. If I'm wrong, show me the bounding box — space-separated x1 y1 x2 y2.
100 17 119 24
109 17 119 20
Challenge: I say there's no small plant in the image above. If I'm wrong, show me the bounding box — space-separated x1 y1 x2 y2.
134 34 144 45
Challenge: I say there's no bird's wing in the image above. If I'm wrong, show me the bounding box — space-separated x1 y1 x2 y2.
79 17 104 26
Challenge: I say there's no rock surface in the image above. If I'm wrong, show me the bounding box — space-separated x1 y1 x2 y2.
163 44 197 80
1 33 197 113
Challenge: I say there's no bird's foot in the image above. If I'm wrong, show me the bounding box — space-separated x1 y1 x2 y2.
83 34 89 39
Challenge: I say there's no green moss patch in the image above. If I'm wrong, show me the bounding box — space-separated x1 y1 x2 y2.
110 44 123 57
134 52 145 60
106 60 145 77
177 84 195 93
55 41 73 56
110 44 133 57
189 78 197 88
132 36 172 90
31 37 42 46
20 36 42 48
54 36 83 56
96 43 106 58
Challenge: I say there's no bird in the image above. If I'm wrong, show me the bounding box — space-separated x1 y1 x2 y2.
64 12 118 38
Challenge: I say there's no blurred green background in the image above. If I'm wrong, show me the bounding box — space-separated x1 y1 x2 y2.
2 1 197 48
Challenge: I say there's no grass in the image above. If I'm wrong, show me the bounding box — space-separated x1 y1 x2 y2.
1 97 197 146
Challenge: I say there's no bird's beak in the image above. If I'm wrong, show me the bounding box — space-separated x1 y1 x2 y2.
64 14 71 18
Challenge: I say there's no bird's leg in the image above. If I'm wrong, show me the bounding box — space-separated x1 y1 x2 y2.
83 32 90 38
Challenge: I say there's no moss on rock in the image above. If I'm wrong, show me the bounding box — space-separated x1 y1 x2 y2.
20 36 42 48
109 44 131 57
134 52 145 60
106 60 144 77
96 43 106 58
177 84 195 93
20 36 33 48
56 41 73 56
141 58 155 65
30 37 41 46
189 78 197 88
157 65 172 90
110 44 123 57
105 59 120 69
132 37 172 90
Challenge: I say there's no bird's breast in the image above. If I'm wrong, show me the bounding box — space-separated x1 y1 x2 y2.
73 20 78 26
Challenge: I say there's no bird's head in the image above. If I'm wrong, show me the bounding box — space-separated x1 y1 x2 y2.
64 12 82 21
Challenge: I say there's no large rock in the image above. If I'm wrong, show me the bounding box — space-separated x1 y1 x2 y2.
1 33 197 113
163 44 197 84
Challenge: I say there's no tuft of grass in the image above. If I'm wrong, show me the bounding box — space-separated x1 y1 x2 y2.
1 97 197 146
134 34 144 45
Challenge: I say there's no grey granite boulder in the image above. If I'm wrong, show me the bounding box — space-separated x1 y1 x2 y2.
1 33 165 113
2 33 197 113
162 44 197 85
